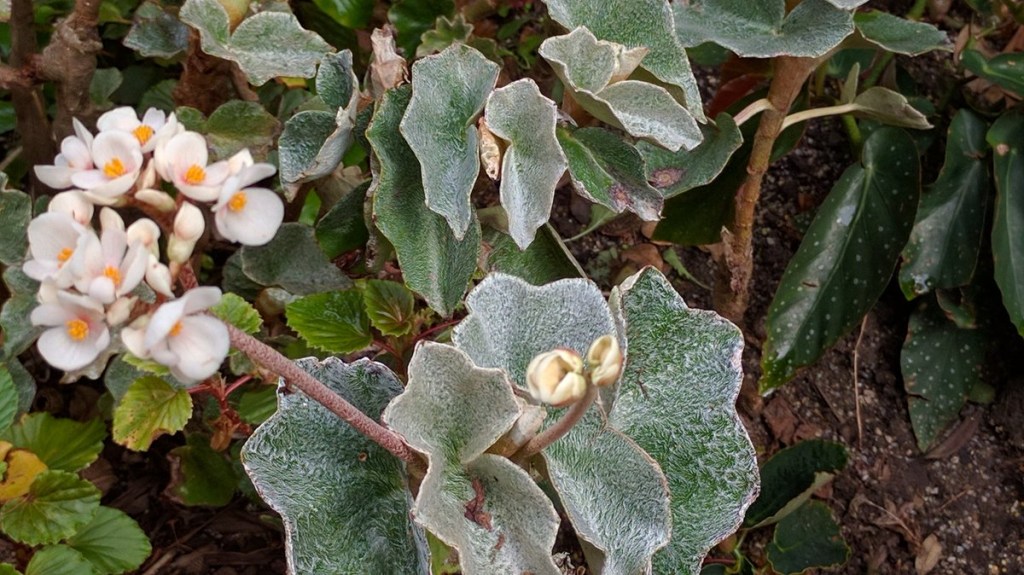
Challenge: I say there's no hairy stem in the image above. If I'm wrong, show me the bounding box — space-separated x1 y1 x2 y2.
512 385 597 463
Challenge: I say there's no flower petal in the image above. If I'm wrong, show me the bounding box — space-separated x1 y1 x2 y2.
217 187 284 246
37 327 104 371
181 286 222 315
145 299 187 349
97 106 140 133
167 315 229 381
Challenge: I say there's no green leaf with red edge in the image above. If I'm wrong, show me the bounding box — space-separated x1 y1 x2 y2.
988 110 1024 336
111 376 192 451
761 127 920 391
286 290 372 354
900 109 990 299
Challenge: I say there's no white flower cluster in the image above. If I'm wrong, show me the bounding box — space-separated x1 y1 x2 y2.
24 106 282 383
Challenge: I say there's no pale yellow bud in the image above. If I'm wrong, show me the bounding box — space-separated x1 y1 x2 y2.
586 335 623 388
134 189 177 212
526 349 587 407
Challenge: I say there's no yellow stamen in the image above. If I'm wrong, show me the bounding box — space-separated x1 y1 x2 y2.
66 319 89 341
227 192 247 212
169 321 183 337
103 265 121 287
103 158 127 179
183 164 206 185
132 124 154 146
57 247 74 266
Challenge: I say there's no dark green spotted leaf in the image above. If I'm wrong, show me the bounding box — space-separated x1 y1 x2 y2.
766 501 850 574
243 358 429 574
1 360 34 415
902 299 988 452
900 109 990 299
0 471 100 546
368 86 480 317
962 50 1024 97
286 290 371 354
239 223 352 295
988 111 1024 336
744 440 847 528
854 10 951 56
0 367 16 431
557 126 663 221
761 127 920 391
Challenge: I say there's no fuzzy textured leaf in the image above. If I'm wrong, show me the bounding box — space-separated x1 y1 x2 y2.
368 86 480 317
481 224 584 286
484 79 566 249
0 189 29 266
766 501 850 574
557 126 663 221
124 1 189 59
399 44 498 238
744 440 847 528
639 112 743 199
902 300 988 451
1 360 33 414
540 27 700 152
988 111 1024 336
854 10 951 56
611 268 759 573
66 506 151 575
239 223 352 295
243 358 429 574
673 0 854 58
180 0 332 85
0 414 105 472
204 100 279 160
1 268 41 360
383 342 559 575
761 128 920 391
0 471 100 546
0 368 16 431
900 110 989 299
543 0 705 119
315 182 369 259
285 290 372 354
112 376 192 451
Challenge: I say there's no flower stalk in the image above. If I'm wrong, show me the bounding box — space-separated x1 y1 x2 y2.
512 384 597 463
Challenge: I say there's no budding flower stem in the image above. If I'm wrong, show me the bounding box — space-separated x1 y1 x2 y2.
511 384 597 464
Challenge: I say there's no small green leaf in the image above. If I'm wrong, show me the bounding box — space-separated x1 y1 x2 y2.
540 27 701 152
243 358 429 573
639 113 744 199
416 14 473 57
112 376 192 451
236 385 277 425
544 0 705 119
0 563 21 575
312 0 373 29
209 293 262 335
239 223 352 295
0 188 30 266
0 470 100 546
361 280 416 337
66 507 151 574
848 87 932 130
902 299 988 452
0 367 16 431
743 439 847 528
761 128 920 391
179 0 333 85
167 435 236 507
286 290 372 353
484 79 566 249
962 50 1024 97
368 86 480 317
24 545 94 575
766 501 850 574
386 0 454 56
854 10 951 56
315 181 369 259
481 224 584 286
989 110 1024 336
383 342 560 575
900 109 990 299
399 43 498 239
204 100 279 160
673 0 854 58
557 126 663 221
123 1 190 59
0 414 105 472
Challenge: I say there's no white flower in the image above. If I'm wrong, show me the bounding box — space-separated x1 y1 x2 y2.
31 290 111 371
47 191 94 226
96 107 176 152
123 287 229 384
71 131 144 201
526 348 588 407
72 208 149 304
23 212 93 288
212 164 282 246
167 202 205 263
124 218 174 297
156 131 229 202
34 124 95 189
586 335 622 388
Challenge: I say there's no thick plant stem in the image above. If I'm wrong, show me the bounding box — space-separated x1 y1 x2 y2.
225 323 422 467
39 0 103 139
512 385 597 463
713 56 821 324
9 0 54 174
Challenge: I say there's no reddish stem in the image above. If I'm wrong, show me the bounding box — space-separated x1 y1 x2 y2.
412 317 462 344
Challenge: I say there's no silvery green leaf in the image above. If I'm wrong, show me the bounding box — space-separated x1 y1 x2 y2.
673 0 854 58
610 268 758 574
243 358 429 574
180 0 332 85
540 27 700 152
368 86 480 317
483 79 566 249
825 0 868 6
543 0 704 120
123 1 190 59
854 10 951 56
399 43 499 239
849 87 932 130
0 188 29 266
383 342 559 575
638 112 744 199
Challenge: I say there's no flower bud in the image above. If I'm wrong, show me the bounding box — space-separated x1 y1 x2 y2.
168 202 204 264
48 191 94 226
106 295 137 326
127 219 161 257
134 189 177 212
526 349 587 407
586 335 623 388
145 258 174 297
99 207 125 234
